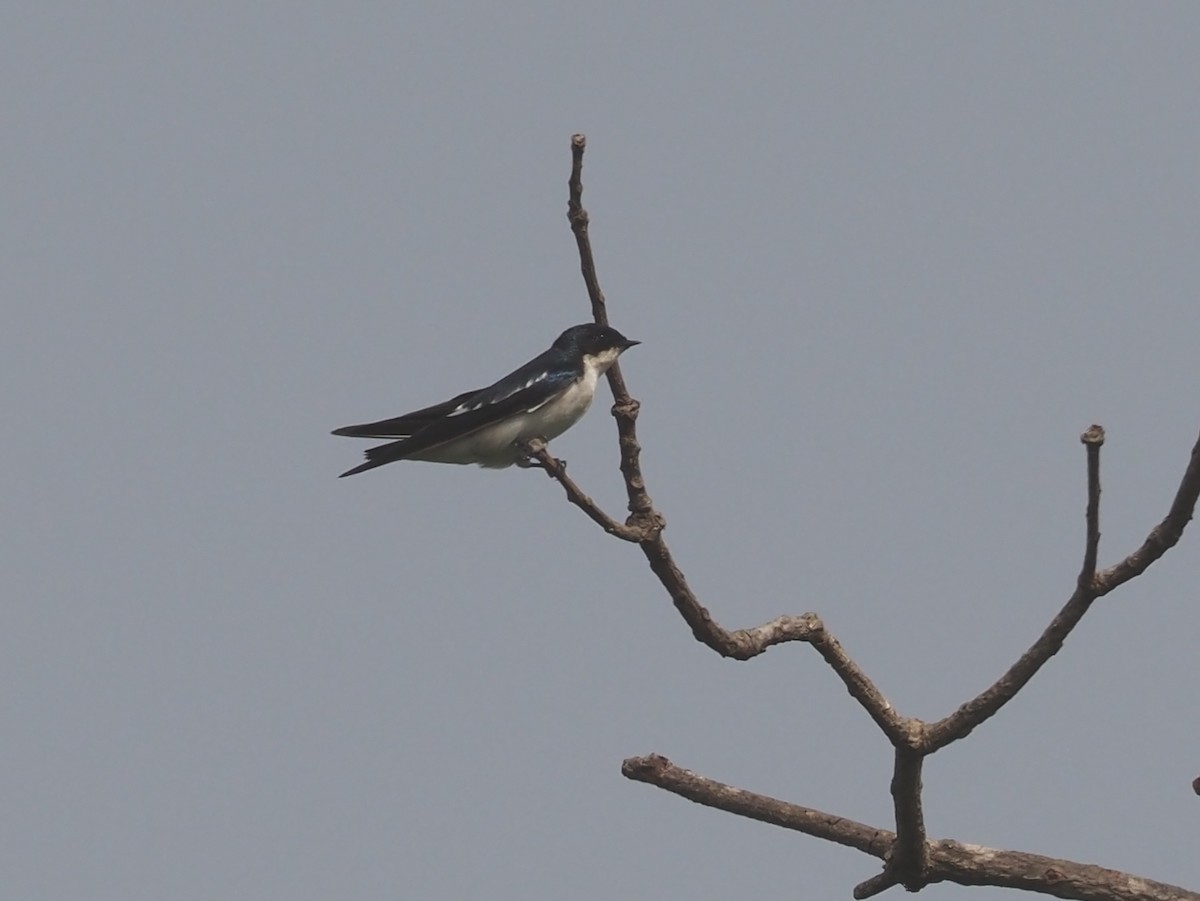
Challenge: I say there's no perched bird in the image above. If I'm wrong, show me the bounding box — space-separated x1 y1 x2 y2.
333 323 639 477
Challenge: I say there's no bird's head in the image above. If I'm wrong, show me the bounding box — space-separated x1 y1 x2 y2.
553 323 640 373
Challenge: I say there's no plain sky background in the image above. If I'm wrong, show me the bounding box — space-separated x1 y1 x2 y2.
3 4 1198 899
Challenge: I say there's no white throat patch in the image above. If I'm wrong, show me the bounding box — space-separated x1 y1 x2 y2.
582 346 623 377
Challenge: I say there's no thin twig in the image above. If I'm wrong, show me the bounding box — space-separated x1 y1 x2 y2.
567 134 608 327
927 426 1200 751
567 134 654 519
1078 424 1105 589
525 442 643 541
925 592 1095 751
1093 426 1200 594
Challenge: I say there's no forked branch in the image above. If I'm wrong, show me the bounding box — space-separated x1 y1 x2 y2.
541 135 1200 900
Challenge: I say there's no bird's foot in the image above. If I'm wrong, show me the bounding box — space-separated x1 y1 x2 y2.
516 440 566 473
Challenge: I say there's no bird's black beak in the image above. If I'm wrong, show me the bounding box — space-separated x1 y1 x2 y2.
621 338 641 350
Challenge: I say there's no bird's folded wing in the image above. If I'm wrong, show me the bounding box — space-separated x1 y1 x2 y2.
331 389 481 438
384 370 572 457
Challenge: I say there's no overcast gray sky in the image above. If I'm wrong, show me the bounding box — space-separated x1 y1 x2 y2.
4 4 1198 899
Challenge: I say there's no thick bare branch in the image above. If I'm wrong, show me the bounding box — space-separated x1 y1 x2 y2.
621 754 891 856
888 749 929 890
806 624 912 744
927 840 1200 901
623 756 1200 901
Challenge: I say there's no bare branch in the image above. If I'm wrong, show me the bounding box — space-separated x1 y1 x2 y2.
567 134 609 328
1093 426 1200 594
888 749 929 890
624 757 1200 901
545 140 1200 900
559 136 911 739
1078 424 1105 589
636 534 906 734
927 426 1200 751
853 871 901 900
806 624 913 744
567 133 653 521
927 840 1200 901
524 442 644 541
621 754 891 856
925 581 1093 752
552 140 1200 900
